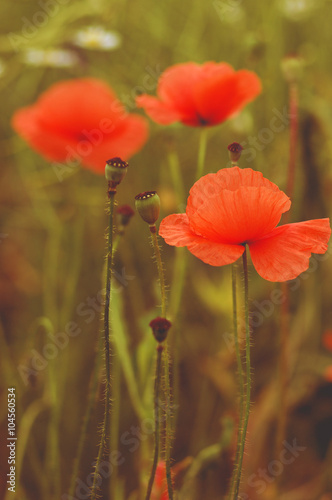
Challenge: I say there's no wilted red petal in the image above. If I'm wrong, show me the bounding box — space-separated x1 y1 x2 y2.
12 78 149 174
159 214 244 266
193 70 262 125
249 219 331 282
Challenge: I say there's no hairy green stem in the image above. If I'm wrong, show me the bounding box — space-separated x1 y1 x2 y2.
150 225 174 498
109 345 121 499
168 149 185 205
195 128 208 180
145 346 163 500
150 227 167 318
91 190 116 499
233 247 251 499
163 344 174 500
227 264 245 499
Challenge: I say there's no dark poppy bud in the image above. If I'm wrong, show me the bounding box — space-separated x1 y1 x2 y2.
149 317 172 343
105 157 128 188
135 191 160 225
228 142 243 164
116 205 135 227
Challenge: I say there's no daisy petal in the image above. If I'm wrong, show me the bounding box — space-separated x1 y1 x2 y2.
249 219 331 282
159 214 244 266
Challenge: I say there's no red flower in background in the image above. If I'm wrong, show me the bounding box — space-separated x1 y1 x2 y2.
151 461 169 500
12 78 148 174
159 167 331 282
324 366 332 382
136 62 261 127
323 330 332 351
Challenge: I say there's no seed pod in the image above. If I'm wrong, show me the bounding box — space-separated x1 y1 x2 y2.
149 317 172 343
228 142 243 164
105 157 128 188
135 191 160 225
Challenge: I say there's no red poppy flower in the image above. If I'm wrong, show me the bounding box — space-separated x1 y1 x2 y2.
159 167 331 282
136 62 261 127
324 365 332 383
322 330 332 351
151 461 169 500
12 78 149 174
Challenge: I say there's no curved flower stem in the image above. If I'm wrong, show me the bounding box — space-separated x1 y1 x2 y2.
233 247 251 499
168 149 185 206
285 82 298 207
195 127 208 180
145 345 163 500
227 264 245 499
163 343 174 500
91 189 116 499
150 225 166 318
109 341 121 499
276 283 289 450
150 224 174 499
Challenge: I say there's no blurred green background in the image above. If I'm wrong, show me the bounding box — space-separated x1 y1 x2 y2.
1 0 332 499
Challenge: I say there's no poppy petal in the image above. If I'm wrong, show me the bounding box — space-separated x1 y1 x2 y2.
186 168 290 244
137 62 237 126
27 78 124 134
322 330 332 351
12 105 71 162
158 62 234 125
193 70 262 125
249 219 331 282
187 167 285 216
13 107 148 173
82 114 149 172
159 214 244 266
135 95 182 125
324 366 332 382
136 63 203 126
12 78 149 174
